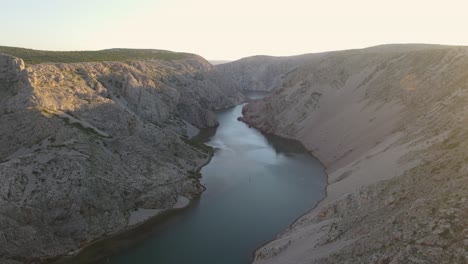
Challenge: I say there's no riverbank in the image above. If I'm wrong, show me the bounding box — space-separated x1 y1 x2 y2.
46 136 216 264
240 114 419 262
49 200 198 264
245 128 330 263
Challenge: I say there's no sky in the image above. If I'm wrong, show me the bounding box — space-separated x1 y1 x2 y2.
1 0 468 60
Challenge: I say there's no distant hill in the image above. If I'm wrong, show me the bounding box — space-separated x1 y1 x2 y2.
0 46 195 64
209 60 231 65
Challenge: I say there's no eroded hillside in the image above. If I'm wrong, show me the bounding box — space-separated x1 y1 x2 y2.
0 52 243 263
234 45 468 263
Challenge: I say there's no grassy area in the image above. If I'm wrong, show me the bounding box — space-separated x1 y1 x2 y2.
0 46 195 64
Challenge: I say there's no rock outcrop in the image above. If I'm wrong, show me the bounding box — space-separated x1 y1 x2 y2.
236 45 467 263
0 53 244 263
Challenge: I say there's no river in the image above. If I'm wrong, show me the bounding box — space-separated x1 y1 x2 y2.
63 91 326 264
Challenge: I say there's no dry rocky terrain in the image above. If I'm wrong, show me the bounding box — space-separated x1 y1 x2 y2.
0 52 243 263
2 44 468 264
230 45 468 264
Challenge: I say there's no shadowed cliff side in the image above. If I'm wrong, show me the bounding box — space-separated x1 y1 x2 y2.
234 44 468 263
215 55 307 92
0 52 244 263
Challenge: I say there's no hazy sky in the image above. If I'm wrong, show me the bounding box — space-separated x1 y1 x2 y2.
1 0 467 60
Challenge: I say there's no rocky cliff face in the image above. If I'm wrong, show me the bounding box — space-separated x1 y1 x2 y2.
215 55 314 91
0 53 243 263
238 45 468 263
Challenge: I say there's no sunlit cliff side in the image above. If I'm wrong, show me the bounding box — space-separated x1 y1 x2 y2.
0 50 243 263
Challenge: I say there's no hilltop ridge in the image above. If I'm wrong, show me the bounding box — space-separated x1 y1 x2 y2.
0 46 196 65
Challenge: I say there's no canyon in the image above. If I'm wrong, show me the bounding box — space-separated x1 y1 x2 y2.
1 44 467 263
0 50 243 263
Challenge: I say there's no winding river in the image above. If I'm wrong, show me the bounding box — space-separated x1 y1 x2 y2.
64 92 326 264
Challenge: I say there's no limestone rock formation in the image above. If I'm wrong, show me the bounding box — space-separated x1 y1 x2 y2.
235 45 467 263
0 53 243 263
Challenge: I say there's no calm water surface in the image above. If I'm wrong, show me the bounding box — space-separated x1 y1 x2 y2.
88 92 326 264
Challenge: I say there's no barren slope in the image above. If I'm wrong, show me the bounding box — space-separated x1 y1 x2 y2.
237 45 468 263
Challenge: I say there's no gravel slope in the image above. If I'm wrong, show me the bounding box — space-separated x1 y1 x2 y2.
234 45 468 263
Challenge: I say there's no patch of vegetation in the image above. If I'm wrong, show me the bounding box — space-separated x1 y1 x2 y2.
187 170 202 179
0 46 196 65
180 136 213 153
